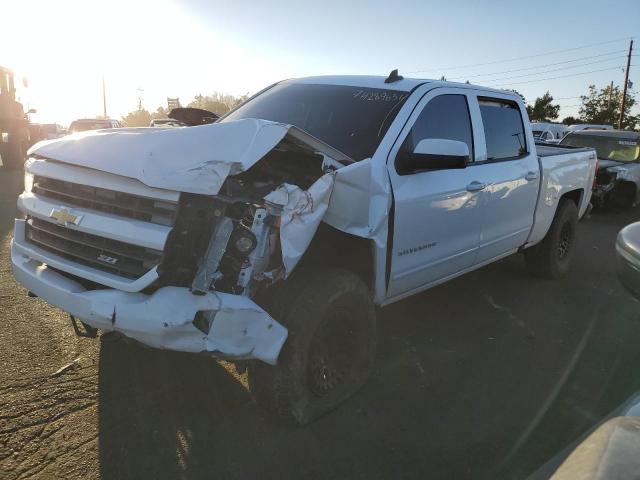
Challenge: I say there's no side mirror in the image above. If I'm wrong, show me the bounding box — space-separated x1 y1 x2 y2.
396 138 469 175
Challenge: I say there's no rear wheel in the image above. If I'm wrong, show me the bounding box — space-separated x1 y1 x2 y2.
249 267 376 425
525 199 578 279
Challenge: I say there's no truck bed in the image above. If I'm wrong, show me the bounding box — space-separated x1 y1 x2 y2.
536 143 593 158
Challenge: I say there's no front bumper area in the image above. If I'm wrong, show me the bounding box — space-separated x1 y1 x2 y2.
11 219 288 364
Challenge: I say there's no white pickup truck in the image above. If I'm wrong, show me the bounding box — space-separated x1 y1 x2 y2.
12 73 597 424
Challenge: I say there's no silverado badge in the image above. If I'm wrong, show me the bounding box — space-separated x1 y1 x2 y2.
49 207 82 226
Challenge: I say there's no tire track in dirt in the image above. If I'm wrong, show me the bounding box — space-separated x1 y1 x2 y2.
0 364 100 480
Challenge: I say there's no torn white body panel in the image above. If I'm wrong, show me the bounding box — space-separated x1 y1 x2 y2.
28 119 351 195
11 228 287 364
323 158 391 248
265 172 336 275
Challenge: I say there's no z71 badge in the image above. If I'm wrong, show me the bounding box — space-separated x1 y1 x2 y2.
97 253 119 265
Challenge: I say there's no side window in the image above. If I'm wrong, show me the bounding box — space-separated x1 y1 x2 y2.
400 94 474 160
479 98 527 160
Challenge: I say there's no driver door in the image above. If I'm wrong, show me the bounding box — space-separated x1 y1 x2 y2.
386 89 484 298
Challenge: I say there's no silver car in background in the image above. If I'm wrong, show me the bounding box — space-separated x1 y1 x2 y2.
616 222 640 300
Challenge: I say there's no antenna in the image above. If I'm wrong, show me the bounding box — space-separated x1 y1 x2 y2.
384 69 404 84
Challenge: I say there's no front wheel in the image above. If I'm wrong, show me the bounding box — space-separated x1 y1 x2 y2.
249 267 377 425
524 199 578 279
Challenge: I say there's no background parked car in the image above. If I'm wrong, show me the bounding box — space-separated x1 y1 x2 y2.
149 118 185 128
616 221 640 300
567 124 614 132
40 123 66 139
560 130 640 208
68 118 121 133
531 122 569 143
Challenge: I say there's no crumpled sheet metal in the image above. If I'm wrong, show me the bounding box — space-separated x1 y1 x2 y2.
265 157 392 282
264 172 335 276
28 119 346 196
323 158 392 248
83 286 287 364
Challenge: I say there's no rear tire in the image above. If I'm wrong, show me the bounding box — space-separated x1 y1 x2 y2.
524 199 578 279
249 267 377 425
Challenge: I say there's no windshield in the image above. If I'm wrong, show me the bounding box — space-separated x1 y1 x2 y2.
221 83 409 160
561 134 640 162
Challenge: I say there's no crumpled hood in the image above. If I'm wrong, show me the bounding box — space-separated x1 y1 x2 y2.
28 118 350 195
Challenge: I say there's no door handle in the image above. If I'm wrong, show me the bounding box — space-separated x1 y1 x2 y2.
466 181 487 192
525 171 539 181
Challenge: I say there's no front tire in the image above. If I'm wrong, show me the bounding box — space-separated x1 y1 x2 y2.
524 199 578 279
249 267 377 425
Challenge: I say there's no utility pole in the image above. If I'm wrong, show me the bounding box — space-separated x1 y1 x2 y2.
618 39 633 129
608 80 613 109
102 75 107 119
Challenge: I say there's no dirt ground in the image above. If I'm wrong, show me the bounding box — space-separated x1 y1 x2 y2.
1 169 640 479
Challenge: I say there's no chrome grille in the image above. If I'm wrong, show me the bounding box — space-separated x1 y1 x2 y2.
32 176 178 226
25 217 163 279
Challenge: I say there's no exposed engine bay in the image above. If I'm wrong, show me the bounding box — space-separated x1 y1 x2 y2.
158 139 337 302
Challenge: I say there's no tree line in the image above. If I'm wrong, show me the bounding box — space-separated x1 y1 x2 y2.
120 92 249 127
513 84 638 129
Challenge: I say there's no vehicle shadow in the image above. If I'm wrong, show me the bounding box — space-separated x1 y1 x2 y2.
96 208 640 480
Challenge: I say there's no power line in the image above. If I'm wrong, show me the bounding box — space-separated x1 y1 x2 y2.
449 50 626 80
405 36 635 73
460 56 625 83
488 65 629 87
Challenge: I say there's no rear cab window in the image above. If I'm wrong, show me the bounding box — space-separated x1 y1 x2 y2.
478 98 527 160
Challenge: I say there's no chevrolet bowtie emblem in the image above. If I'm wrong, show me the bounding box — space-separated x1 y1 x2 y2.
49 207 82 226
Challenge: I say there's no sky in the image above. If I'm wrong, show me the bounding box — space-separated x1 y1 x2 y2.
2 0 639 125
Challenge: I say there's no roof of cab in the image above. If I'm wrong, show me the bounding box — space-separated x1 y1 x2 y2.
286 75 520 98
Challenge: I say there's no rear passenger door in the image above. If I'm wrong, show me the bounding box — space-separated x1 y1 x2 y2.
469 96 539 263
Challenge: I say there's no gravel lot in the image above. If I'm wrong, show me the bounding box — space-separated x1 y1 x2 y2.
1 169 640 479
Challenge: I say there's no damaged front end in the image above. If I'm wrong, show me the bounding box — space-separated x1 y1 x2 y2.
593 162 640 208
12 119 347 364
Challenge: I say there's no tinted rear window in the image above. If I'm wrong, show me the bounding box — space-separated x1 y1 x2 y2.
479 98 527 160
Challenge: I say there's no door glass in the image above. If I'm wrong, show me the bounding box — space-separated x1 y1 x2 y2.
479 98 527 160
400 94 474 162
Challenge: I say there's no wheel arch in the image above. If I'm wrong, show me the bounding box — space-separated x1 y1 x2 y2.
559 188 584 208
293 222 376 291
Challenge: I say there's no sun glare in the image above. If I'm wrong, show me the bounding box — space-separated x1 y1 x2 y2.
2 0 273 125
